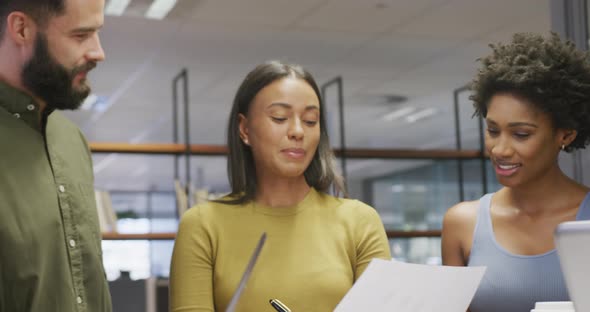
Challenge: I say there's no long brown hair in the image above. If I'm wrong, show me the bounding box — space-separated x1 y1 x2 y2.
220 60 345 205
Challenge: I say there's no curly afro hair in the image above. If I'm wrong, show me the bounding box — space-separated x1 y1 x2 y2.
470 32 590 151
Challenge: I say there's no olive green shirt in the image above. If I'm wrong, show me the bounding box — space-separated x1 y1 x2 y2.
0 81 112 312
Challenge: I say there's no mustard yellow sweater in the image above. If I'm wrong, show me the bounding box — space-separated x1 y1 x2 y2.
169 188 391 312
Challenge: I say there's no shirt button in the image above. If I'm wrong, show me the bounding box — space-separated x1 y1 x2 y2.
76 296 83 304
27 104 35 111
13 113 20 118
58 185 65 193
69 239 76 248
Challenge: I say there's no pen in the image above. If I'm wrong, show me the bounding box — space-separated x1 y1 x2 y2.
269 298 291 312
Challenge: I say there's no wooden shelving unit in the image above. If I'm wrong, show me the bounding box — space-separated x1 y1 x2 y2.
101 232 177 240
92 142 469 242
89 142 484 159
386 230 442 238
101 231 442 240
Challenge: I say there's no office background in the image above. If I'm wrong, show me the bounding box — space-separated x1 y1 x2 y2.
62 0 590 310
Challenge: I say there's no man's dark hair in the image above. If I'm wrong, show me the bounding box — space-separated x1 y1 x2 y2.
470 32 590 151
220 60 346 205
0 0 66 39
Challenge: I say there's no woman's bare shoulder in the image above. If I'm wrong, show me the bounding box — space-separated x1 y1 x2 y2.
442 200 481 264
444 200 479 227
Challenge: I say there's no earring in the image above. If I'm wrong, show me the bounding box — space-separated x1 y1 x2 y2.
243 139 249 146
561 144 566 151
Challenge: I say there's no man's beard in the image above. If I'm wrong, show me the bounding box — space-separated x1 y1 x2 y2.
22 32 96 111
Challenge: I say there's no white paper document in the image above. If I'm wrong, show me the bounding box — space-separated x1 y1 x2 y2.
335 258 486 312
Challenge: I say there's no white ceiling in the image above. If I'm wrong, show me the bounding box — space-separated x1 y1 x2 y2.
64 0 552 192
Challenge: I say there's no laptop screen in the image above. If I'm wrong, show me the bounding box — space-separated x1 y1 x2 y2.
225 232 267 312
555 221 590 312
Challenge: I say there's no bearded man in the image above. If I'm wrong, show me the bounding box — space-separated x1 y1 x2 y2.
0 0 111 311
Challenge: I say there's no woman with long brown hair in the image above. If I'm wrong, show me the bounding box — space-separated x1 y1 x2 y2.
170 61 391 311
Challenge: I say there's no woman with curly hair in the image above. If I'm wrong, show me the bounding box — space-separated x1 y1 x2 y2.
442 32 590 312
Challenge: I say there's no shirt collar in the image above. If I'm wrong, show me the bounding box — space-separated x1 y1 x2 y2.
0 80 50 132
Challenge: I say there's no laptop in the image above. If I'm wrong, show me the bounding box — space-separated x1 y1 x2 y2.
555 221 590 312
225 232 267 312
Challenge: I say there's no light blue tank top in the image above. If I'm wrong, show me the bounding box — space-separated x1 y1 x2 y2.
468 192 590 312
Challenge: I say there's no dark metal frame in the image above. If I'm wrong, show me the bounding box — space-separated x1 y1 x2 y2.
320 77 348 187
551 0 588 50
453 85 487 202
172 69 191 210
551 0 589 183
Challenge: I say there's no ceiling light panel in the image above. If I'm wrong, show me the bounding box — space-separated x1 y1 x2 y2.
145 0 178 20
105 0 132 16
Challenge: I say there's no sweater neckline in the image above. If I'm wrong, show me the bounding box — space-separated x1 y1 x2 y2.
251 187 318 216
